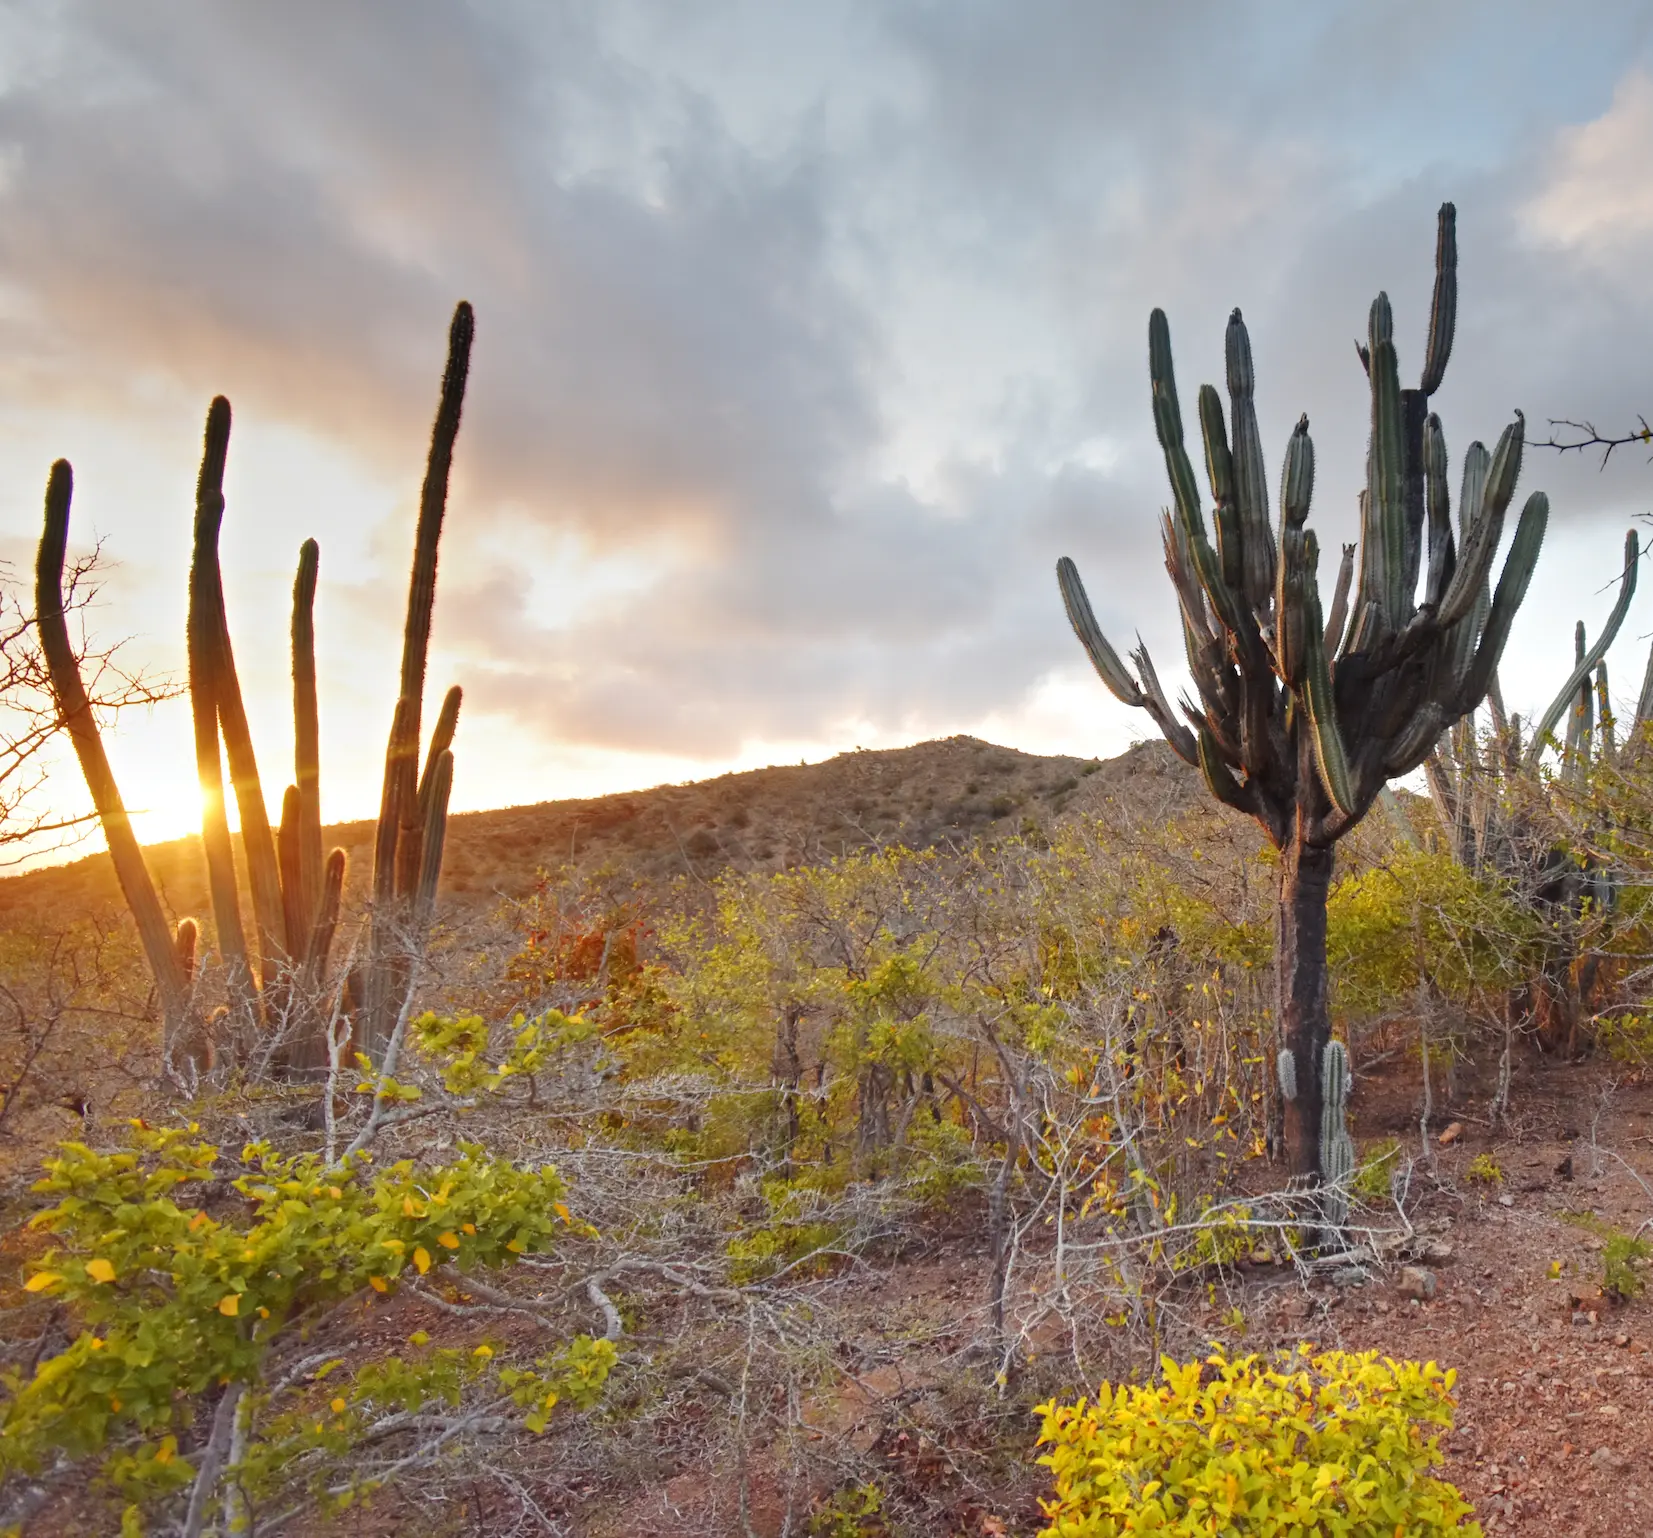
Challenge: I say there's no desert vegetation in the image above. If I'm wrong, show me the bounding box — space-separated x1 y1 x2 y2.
5 204 1653 1537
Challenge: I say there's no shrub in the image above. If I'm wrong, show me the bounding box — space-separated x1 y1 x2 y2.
1 1124 614 1532
1465 1153 1502 1187
1033 1348 1481 1536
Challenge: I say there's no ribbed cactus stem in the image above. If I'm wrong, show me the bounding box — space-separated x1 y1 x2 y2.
377 302 473 902
1598 661 1616 763
278 784 304 955
1277 1048 1297 1103
415 748 454 924
33 460 192 1049
193 404 287 989
291 539 323 941
187 397 256 1028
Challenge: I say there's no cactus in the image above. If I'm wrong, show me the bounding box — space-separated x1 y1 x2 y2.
1058 204 1550 1181
33 305 473 1075
361 302 474 1056
1425 527 1640 1057
1276 1048 1297 1103
34 462 193 1057
1320 1041 1355 1232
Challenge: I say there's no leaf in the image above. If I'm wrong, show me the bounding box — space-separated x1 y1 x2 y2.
217 1294 240 1316
368 1275 389 1293
23 1271 59 1293
85 1258 116 1284
437 1232 460 1250
413 1246 432 1275
330 1397 346 1414
554 1203 572 1225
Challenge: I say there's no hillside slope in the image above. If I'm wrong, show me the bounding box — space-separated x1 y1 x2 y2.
0 735 1207 929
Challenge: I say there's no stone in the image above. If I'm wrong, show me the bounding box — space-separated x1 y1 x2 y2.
1498 1194 1515 1208
1399 1266 1437 1301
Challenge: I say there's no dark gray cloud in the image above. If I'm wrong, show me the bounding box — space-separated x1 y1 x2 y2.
3 0 1653 793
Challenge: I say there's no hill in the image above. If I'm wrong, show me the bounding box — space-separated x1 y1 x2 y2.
0 734 1205 929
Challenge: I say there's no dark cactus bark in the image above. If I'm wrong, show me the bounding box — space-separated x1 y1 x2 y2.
1278 839 1335 1182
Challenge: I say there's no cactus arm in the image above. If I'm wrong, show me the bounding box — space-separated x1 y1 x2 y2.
1149 310 1209 550
1132 640 1200 765
1322 542 1356 658
1198 726 1258 817
1299 557 1358 818
278 784 304 957
1436 418 1523 632
1564 622 1587 766
291 539 323 938
34 461 191 1041
187 398 256 1024
1057 557 1144 705
1458 490 1548 714
415 749 453 923
303 847 346 988
1422 413 1454 608
418 686 462 816
1522 529 1639 769
195 402 287 984
1367 301 1409 627
1598 660 1616 763
1636 634 1653 736
374 301 473 902
1419 203 1457 397
1226 308 1276 612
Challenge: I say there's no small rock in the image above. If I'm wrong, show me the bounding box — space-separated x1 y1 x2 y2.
1438 1122 1464 1147
1399 1266 1437 1301
1375 1300 1391 1314
1593 1445 1629 1472
1422 1238 1454 1264
1556 1153 1574 1181
1615 1333 1631 1348
1498 1193 1515 1208
1332 1267 1366 1289
1572 1310 1597 1327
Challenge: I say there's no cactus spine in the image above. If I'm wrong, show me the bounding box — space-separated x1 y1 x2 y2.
33 305 473 1075
1319 1041 1354 1231
1276 1048 1297 1103
1058 204 1550 1181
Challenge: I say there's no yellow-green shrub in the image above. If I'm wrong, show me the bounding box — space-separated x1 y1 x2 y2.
1033 1348 1481 1536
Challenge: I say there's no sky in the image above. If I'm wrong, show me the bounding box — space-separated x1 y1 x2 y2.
3 0 1653 855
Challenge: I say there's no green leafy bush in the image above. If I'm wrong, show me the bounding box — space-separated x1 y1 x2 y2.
1 1123 614 1531
1033 1348 1481 1536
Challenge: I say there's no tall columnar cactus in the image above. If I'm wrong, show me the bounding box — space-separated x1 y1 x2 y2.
1059 204 1550 1180
35 463 193 1054
360 301 473 1057
34 303 474 1075
1319 1041 1355 1231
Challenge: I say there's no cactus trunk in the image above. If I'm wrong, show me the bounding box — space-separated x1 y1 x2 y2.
1278 839 1335 1182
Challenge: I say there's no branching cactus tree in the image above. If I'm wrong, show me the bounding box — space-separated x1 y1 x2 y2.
1057 205 1550 1180
34 303 472 1076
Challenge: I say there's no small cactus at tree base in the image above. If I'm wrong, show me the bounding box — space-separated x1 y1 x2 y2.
1276 1048 1297 1103
1320 1041 1355 1232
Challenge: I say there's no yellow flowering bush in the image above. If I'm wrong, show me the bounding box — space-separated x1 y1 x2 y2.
1033 1348 1481 1536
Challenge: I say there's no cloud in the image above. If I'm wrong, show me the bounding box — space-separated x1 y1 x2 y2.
3 0 1653 827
